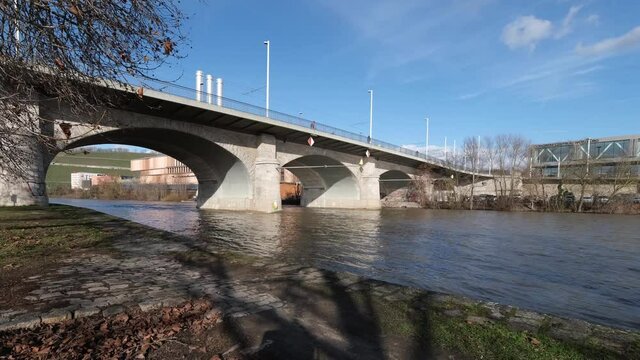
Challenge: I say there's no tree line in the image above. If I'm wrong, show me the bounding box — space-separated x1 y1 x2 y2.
406 134 639 214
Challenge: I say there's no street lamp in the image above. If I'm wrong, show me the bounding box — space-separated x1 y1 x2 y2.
264 40 270 117
368 90 373 143
425 117 430 157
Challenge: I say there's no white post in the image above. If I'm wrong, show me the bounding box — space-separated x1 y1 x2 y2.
206 74 213 104
13 0 19 46
216 78 223 106
264 40 270 117
195 70 203 102
586 138 591 174
425 117 430 157
453 140 456 163
444 137 448 161
477 135 481 173
558 161 561 179
368 90 373 143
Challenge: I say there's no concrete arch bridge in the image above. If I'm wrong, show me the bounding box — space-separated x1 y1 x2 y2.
0 82 491 212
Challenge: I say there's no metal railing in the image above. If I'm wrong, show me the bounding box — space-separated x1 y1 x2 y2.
141 79 475 174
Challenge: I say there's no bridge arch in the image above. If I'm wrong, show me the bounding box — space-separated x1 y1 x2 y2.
57 127 252 209
379 170 412 200
281 155 360 208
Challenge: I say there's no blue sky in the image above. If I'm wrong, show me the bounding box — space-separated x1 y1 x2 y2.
151 0 640 149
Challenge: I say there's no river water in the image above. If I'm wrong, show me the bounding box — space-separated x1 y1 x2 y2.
51 198 640 330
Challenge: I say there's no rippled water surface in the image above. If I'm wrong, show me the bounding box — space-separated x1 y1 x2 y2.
51 198 640 330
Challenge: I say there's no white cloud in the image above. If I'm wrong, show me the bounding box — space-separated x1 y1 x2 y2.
586 14 600 26
576 26 640 56
320 0 495 79
571 65 604 76
501 6 583 51
555 5 582 38
458 53 603 102
501 16 553 50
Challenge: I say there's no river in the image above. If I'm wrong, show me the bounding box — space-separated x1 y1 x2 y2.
51 198 640 330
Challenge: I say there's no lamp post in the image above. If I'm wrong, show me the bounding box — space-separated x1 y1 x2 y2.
368 90 373 143
425 117 430 157
264 40 270 117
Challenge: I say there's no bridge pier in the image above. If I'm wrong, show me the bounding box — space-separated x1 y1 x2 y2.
253 134 282 212
360 160 382 209
0 101 50 207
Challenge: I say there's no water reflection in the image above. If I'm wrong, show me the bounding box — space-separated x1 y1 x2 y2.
51 198 640 330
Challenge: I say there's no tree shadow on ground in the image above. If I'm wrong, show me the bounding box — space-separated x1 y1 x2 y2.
173 239 436 359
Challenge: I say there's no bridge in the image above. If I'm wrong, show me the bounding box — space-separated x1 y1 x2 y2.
0 80 491 211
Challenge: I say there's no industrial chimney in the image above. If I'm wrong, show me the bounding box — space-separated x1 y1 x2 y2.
206 74 213 104
216 78 223 106
195 70 203 102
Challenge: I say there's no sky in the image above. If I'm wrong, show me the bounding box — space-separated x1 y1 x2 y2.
149 0 640 150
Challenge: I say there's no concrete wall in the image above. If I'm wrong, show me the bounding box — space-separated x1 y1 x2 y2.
0 99 51 206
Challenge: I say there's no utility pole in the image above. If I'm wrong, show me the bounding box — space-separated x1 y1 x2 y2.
264 40 270 117
368 90 373 143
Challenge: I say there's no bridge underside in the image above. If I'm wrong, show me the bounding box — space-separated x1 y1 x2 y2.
65 128 252 211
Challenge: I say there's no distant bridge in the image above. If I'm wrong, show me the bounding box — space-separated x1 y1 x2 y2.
0 79 492 211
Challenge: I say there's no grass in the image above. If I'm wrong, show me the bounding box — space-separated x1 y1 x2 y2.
45 151 147 185
429 312 621 360
0 205 119 267
341 288 630 360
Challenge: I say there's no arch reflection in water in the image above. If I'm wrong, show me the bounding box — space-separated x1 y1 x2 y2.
194 207 382 267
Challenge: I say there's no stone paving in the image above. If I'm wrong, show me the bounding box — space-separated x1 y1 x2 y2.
0 232 293 332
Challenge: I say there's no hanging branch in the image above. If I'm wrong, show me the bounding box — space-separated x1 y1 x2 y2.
0 0 187 187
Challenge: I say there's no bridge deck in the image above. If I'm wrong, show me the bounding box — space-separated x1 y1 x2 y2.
106 80 490 177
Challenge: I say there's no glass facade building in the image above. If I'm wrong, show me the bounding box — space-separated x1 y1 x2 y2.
530 135 640 178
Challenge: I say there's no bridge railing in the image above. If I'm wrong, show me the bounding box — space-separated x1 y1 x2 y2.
141 79 473 174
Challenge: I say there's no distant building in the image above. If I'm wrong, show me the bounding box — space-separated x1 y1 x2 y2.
530 134 640 178
131 156 197 185
280 168 301 202
90 175 132 186
70 172 99 190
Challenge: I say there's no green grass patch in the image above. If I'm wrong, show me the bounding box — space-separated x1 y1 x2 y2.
0 205 120 266
429 312 620 360
46 151 146 185
344 291 626 360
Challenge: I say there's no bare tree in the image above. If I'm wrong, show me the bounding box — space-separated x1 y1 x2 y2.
1 1 185 200
506 134 529 198
494 134 510 197
463 136 480 210
563 164 586 211
489 134 529 209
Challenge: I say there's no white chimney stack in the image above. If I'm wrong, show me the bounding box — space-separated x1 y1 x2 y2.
216 78 223 106
206 74 213 104
195 70 203 102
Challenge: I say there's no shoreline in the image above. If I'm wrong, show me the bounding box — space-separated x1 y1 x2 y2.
53 193 640 215
1 205 638 358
